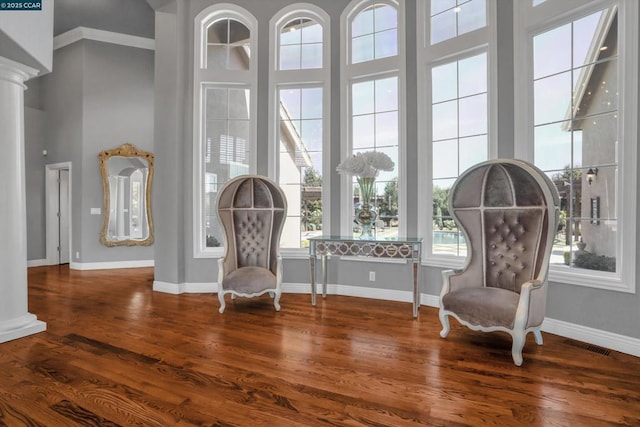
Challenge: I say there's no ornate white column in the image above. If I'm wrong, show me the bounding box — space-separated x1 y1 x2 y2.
0 56 46 343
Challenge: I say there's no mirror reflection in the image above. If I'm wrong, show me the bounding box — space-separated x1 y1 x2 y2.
99 143 154 247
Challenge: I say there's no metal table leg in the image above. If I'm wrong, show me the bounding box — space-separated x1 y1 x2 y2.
322 255 327 299
412 258 419 318
310 255 316 306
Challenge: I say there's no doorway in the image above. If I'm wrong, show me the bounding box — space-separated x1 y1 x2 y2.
45 162 72 265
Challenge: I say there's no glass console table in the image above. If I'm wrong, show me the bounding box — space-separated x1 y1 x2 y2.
308 236 423 318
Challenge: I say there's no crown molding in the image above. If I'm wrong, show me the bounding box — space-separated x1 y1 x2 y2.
54 27 155 51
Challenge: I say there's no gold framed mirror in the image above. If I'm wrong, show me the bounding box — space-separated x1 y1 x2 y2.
99 143 154 247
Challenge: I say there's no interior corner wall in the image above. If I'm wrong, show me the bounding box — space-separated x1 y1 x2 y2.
39 42 84 262
153 7 187 285
34 39 155 266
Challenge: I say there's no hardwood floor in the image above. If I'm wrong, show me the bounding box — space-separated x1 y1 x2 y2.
1 265 639 426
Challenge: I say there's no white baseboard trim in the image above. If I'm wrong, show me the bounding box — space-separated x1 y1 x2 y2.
331 283 412 302
149 281 640 358
151 281 412 301
153 281 185 294
282 282 412 302
541 317 640 358
185 282 218 293
152 281 218 294
421 293 440 308
27 259 48 268
281 283 312 293
71 260 154 270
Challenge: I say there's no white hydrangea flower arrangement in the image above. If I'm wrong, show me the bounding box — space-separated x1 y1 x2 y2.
336 151 395 178
337 151 395 213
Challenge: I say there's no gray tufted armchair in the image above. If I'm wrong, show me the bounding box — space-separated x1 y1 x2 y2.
439 159 560 366
216 175 287 314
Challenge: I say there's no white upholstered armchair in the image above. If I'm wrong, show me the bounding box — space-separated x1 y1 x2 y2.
216 175 287 314
439 159 560 366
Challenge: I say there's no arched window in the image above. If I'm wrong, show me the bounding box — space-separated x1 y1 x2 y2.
430 0 487 45
341 0 405 239
194 5 257 257
351 3 398 63
270 5 330 252
279 16 323 70
204 18 251 70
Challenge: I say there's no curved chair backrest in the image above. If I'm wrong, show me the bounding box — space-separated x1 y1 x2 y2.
449 159 560 293
216 175 287 277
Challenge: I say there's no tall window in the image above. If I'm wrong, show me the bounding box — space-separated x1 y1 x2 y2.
533 8 618 271
515 0 637 291
271 6 330 251
342 0 404 238
351 75 399 233
431 52 488 257
418 0 492 264
194 6 257 257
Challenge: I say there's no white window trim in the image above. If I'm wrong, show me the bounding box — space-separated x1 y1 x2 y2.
416 0 497 266
193 4 258 258
269 4 331 257
340 0 407 238
513 0 637 292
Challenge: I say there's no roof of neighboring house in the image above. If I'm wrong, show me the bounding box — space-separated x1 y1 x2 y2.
564 7 617 131
279 104 313 169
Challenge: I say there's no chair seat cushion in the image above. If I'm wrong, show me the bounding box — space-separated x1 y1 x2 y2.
442 287 520 329
222 266 277 294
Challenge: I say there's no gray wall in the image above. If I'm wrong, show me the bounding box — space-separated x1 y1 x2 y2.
153 6 187 285
80 41 155 263
24 107 47 261
151 0 640 341
39 42 84 260
30 40 155 264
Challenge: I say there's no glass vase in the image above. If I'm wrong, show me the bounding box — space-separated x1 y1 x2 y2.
356 177 377 239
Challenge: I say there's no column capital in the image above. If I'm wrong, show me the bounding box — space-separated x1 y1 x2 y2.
0 56 39 87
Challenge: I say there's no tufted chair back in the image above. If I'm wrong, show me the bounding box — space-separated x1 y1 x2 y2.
217 175 287 278
449 160 559 294
439 159 560 366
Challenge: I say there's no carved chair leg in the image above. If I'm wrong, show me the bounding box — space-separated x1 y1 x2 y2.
439 310 450 338
218 291 226 314
533 328 543 345
511 332 526 366
273 290 282 312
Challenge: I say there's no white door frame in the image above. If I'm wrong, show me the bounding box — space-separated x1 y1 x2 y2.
45 162 72 265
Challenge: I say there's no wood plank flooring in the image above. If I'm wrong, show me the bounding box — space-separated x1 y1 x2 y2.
1 265 639 426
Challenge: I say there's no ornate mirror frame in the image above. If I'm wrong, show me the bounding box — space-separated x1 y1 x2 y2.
99 143 154 247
